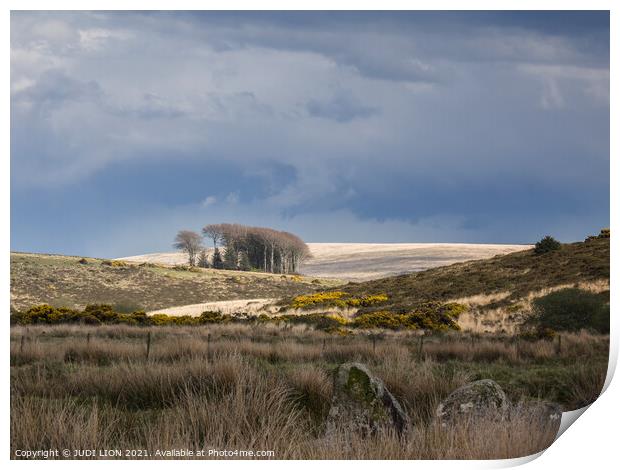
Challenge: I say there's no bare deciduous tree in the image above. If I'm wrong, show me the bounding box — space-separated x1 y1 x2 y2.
202 224 223 249
173 230 203 266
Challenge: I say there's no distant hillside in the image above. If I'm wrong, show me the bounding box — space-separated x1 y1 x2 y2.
118 242 531 281
10 253 341 312
323 238 610 333
11 239 609 333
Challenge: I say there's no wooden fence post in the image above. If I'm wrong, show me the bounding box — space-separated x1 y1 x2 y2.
86 332 91 346
146 331 152 360
515 337 520 361
20 335 25 354
556 335 562 355
417 335 424 361
207 333 212 363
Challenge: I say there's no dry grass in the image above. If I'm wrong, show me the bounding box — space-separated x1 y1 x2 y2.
339 237 609 322
456 279 611 334
10 252 341 312
10 324 608 460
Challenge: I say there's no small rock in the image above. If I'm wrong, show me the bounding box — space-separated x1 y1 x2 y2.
326 362 410 437
436 379 509 426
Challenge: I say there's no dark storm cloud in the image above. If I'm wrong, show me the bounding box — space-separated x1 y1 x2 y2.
10 10 609 256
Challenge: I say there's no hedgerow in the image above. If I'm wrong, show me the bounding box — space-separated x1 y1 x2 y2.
11 301 466 332
11 304 178 326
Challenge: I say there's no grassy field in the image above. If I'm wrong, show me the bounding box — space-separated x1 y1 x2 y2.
10 252 342 312
11 324 607 459
119 242 531 281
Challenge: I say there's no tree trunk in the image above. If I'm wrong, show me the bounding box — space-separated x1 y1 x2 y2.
270 244 275 273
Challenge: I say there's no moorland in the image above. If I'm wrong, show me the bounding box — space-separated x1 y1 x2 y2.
9 233 610 459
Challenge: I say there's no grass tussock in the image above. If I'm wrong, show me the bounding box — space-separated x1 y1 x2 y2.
10 323 608 459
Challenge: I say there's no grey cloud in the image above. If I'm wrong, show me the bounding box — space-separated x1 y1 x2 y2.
12 69 102 112
159 12 607 82
108 92 187 119
306 92 378 122
201 91 274 120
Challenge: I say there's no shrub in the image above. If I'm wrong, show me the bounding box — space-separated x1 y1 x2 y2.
281 313 347 332
83 304 118 323
149 313 199 326
81 315 102 325
173 315 200 325
198 311 230 324
346 294 389 307
291 292 346 309
129 311 149 325
530 288 609 334
290 292 388 309
351 302 465 331
101 260 128 267
12 304 173 326
534 236 561 254
352 311 412 330
15 305 80 324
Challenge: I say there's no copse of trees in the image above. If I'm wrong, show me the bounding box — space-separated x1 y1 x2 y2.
174 223 310 273
203 223 310 273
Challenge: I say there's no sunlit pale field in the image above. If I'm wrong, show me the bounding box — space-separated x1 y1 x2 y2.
119 242 531 281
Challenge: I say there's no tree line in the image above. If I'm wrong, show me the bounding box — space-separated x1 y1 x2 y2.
173 223 310 273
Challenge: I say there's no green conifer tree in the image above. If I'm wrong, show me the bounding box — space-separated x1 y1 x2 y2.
212 247 224 269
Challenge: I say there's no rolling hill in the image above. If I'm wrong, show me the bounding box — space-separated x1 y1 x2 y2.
118 242 531 281
10 253 341 312
332 237 610 333
11 238 609 334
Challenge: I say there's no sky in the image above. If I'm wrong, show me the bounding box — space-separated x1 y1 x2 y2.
10 11 610 257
